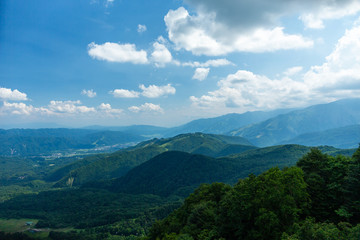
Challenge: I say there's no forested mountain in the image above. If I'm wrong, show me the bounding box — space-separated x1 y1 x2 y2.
110 151 246 197
50 133 255 187
282 124 360 149
107 144 354 198
147 148 360 240
0 128 146 156
230 98 360 147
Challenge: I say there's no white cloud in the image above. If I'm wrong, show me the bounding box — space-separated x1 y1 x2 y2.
182 59 233 67
164 7 313 56
98 103 123 116
110 84 176 98
283 66 303 76
192 68 210 81
1 100 123 119
300 1 360 29
0 87 28 101
88 42 148 64
128 103 164 113
190 19 360 112
151 42 173 67
1 102 45 115
304 21 360 94
48 100 95 114
81 89 97 98
137 24 147 33
110 89 140 98
139 84 176 98
185 0 360 30
190 70 309 110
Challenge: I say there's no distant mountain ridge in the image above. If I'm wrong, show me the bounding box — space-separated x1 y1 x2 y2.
229 98 360 147
281 124 360 149
164 109 294 137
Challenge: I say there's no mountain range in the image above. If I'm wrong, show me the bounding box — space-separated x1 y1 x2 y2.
229 98 360 147
1 98 360 159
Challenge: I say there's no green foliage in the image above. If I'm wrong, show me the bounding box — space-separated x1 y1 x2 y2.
282 218 360 240
0 188 173 229
147 146 360 240
297 148 353 222
148 167 309 240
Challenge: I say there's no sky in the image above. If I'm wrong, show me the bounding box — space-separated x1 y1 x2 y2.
1 0 360 128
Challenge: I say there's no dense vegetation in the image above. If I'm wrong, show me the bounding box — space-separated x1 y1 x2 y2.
147 147 360 240
51 133 255 187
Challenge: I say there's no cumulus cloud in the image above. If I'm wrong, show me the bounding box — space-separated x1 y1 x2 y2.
98 103 123 116
1 102 48 115
137 24 147 33
151 42 173 67
0 87 28 101
185 0 360 30
48 100 95 114
299 1 360 29
190 19 360 112
1 100 122 118
81 89 97 98
304 21 360 94
110 84 176 98
283 66 303 77
139 84 176 98
164 7 313 56
190 70 309 110
182 58 233 68
110 89 140 98
128 103 164 113
88 42 148 64
192 68 210 81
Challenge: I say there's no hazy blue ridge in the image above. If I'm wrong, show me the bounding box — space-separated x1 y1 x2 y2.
229 98 360 147
163 108 294 137
281 124 360 149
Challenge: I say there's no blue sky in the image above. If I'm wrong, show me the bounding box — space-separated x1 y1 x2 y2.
1 0 360 128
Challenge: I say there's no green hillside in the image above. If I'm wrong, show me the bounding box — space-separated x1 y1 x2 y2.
51 133 255 187
109 144 356 198
110 151 242 197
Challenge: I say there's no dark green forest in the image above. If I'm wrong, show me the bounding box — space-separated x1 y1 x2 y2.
147 148 360 240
